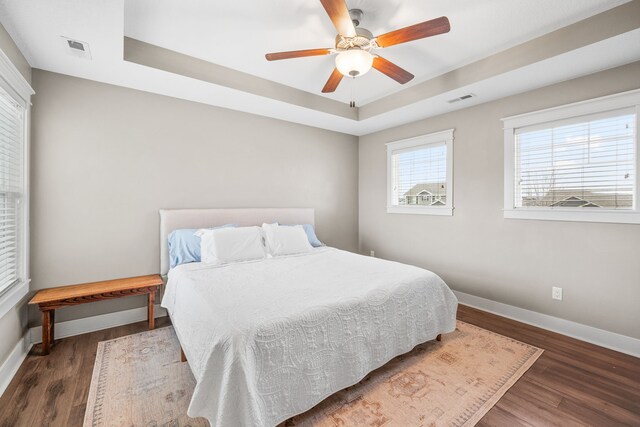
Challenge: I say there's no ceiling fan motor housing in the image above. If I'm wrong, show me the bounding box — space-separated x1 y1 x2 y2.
335 27 373 50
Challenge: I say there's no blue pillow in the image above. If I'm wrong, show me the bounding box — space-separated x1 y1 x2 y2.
283 223 324 247
168 224 236 268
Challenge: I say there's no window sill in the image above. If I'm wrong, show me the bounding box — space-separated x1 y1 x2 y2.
387 206 453 216
0 280 29 319
504 208 640 224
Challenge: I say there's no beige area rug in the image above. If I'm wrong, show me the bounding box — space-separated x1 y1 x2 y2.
83 327 208 427
84 322 542 427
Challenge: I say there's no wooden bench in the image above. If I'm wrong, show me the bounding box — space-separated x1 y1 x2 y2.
29 274 163 355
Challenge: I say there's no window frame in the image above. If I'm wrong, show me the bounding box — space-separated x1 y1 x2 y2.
502 89 640 224
0 47 33 319
386 129 454 216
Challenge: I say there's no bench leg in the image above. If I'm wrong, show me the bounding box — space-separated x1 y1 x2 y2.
436 334 442 342
180 346 187 363
148 291 155 330
50 310 55 346
42 310 52 355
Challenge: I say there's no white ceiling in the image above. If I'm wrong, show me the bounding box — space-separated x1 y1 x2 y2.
124 0 630 104
0 0 638 135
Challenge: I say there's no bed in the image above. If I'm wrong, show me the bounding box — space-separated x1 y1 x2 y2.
159 208 458 426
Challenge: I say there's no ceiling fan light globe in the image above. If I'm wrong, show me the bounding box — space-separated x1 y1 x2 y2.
335 49 373 78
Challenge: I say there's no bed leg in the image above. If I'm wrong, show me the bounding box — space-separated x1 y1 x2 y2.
436 334 442 342
180 346 187 363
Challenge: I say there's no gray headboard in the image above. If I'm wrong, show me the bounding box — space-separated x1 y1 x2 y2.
159 208 315 275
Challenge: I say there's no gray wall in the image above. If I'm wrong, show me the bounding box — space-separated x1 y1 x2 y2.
6 43 639 362
29 69 359 324
0 23 30 83
0 23 31 369
359 61 640 339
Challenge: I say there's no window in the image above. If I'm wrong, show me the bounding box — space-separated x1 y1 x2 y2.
503 90 640 224
0 49 33 318
0 90 24 296
387 129 454 215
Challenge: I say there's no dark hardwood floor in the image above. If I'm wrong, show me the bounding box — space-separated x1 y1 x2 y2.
0 317 172 427
0 306 638 426
458 307 640 427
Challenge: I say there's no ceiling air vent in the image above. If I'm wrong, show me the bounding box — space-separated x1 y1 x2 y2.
61 37 92 60
447 93 476 104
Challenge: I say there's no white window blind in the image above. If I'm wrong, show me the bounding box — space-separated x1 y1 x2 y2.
0 89 24 296
514 109 636 210
391 143 447 206
387 129 454 215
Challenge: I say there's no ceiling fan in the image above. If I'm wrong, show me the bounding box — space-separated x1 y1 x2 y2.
265 0 450 94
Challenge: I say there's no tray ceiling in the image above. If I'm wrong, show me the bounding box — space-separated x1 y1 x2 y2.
0 0 638 135
123 0 630 104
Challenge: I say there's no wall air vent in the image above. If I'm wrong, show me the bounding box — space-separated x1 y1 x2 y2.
447 93 476 104
61 37 92 60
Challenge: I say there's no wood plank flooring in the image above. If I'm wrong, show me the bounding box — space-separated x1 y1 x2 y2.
458 306 640 427
0 317 171 427
0 306 638 426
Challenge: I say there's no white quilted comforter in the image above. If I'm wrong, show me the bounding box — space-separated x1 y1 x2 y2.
161 247 458 426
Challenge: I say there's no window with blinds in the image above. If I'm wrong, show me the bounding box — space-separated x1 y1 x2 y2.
514 110 635 210
391 144 447 206
0 89 24 296
503 90 640 224
387 129 454 215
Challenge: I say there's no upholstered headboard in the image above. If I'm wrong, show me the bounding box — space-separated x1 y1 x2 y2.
159 208 315 275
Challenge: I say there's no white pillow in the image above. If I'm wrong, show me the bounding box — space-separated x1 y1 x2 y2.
262 223 313 256
200 226 266 265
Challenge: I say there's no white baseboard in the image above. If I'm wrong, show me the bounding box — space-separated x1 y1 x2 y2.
0 333 32 398
454 290 640 358
30 304 167 344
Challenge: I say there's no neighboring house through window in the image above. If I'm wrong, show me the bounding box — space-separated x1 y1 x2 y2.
502 89 640 224
387 129 454 215
404 184 446 206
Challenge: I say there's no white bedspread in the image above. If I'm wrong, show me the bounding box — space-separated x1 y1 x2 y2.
161 248 458 426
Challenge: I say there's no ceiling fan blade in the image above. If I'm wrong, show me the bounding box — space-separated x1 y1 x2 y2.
372 56 414 84
322 68 343 93
375 16 450 48
319 0 356 38
265 48 332 61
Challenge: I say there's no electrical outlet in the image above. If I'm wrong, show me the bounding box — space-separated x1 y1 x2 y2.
552 286 563 301
370 250 375 257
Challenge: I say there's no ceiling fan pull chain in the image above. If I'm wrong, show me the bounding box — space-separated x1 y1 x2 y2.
350 76 356 108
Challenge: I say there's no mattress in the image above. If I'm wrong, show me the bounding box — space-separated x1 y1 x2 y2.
161 247 458 426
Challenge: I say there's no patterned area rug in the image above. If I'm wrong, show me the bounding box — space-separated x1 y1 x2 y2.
84 322 542 427
83 327 208 427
